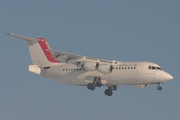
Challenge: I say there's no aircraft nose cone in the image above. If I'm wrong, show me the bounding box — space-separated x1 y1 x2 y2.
165 73 173 81
169 74 173 80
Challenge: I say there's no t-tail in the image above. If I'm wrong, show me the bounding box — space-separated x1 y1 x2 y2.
7 33 60 75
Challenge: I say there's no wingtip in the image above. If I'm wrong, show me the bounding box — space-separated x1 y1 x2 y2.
6 33 14 36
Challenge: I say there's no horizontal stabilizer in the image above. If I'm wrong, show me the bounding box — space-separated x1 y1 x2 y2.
7 33 41 42
29 65 41 75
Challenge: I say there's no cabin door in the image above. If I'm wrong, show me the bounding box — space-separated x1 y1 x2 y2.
136 64 144 75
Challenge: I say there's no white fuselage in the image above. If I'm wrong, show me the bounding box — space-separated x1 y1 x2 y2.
42 61 172 86
8 33 173 96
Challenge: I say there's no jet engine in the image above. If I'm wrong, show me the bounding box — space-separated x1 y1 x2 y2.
98 64 113 74
83 61 99 71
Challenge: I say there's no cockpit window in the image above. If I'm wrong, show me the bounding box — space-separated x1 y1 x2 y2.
152 66 156 70
156 67 162 70
148 66 151 69
148 66 162 70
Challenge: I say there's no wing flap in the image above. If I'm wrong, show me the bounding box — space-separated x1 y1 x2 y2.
51 50 83 63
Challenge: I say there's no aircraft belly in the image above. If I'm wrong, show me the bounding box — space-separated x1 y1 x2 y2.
109 76 136 85
60 71 103 86
100 72 133 85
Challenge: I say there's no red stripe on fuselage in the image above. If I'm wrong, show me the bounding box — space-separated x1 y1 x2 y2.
38 38 59 63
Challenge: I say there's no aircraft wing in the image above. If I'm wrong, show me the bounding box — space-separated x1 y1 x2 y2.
7 33 119 65
50 49 116 64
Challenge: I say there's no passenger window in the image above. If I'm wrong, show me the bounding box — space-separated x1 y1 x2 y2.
131 67 133 69
125 67 126 69
134 67 136 69
119 67 121 69
122 67 124 69
128 67 130 69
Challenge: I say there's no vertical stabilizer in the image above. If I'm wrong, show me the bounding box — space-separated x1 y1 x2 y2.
8 33 59 67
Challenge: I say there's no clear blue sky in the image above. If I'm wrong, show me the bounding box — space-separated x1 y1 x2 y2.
0 1 179 120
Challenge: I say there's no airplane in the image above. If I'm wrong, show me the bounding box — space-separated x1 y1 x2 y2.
8 33 173 96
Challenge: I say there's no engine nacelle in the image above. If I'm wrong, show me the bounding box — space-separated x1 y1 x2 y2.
83 61 99 71
98 64 113 74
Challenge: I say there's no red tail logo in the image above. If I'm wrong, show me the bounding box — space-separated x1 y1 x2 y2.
38 38 59 63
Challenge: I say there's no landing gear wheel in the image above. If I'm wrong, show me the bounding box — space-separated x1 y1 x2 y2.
157 86 162 91
96 82 102 87
87 83 91 89
87 83 95 90
112 85 117 90
87 76 102 91
104 89 113 96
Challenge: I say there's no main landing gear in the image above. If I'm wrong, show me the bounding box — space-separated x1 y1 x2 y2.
104 85 117 97
157 83 162 91
87 77 102 90
87 77 117 96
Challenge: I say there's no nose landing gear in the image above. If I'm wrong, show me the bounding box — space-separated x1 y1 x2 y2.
157 83 162 91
